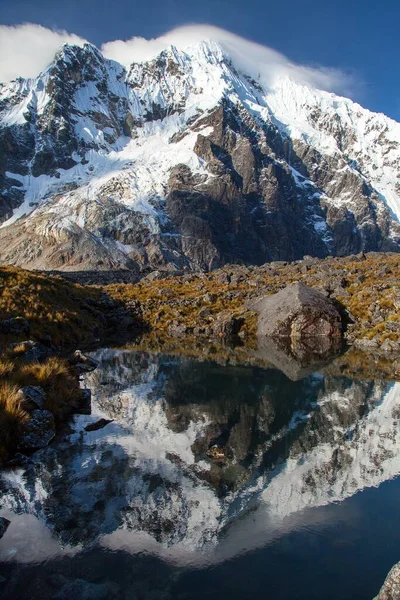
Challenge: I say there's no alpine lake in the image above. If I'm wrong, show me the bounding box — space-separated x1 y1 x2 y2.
1 336 400 600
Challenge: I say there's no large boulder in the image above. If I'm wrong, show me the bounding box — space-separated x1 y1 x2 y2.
251 282 343 339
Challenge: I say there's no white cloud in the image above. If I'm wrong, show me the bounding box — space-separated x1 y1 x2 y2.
0 23 87 82
0 22 355 97
101 24 356 97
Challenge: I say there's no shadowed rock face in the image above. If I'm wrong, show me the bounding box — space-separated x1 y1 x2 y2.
252 282 343 339
0 42 399 272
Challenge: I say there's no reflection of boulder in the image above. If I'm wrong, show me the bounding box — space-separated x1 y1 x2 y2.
251 282 343 339
255 336 343 381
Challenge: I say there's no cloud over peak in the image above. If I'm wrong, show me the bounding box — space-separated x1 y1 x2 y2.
0 23 87 82
102 24 355 96
0 22 356 97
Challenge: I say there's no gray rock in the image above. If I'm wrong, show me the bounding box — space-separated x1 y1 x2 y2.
211 312 244 340
0 517 10 540
168 322 188 337
375 561 400 600
18 386 46 410
0 316 29 335
251 282 343 339
8 340 50 362
380 339 400 354
353 337 381 350
18 409 55 450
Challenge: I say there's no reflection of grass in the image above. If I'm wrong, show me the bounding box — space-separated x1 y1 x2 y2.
324 347 400 382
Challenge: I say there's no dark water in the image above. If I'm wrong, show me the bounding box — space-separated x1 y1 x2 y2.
1 348 400 599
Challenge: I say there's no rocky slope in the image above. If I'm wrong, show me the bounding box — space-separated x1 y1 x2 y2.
0 40 400 272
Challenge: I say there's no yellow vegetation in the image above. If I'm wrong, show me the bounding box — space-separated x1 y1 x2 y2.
0 265 105 345
0 382 29 453
107 253 400 347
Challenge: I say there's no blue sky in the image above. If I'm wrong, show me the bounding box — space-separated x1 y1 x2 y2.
1 0 399 120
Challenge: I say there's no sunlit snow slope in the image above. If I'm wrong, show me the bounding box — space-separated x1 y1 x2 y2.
0 38 399 271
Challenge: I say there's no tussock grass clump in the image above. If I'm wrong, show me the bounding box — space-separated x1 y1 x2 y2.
20 357 70 383
16 357 81 422
8 342 31 357
0 360 14 377
0 382 28 455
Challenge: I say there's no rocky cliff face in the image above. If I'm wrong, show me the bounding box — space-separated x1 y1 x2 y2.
0 40 400 271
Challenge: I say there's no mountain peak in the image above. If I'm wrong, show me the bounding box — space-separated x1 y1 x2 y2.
0 36 399 273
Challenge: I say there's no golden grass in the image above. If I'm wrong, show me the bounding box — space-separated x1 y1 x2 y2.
107 253 400 348
0 360 14 377
0 382 29 455
15 357 81 421
8 342 31 357
19 356 70 383
0 265 105 345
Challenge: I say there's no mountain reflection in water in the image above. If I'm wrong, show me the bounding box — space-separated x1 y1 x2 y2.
1 346 400 600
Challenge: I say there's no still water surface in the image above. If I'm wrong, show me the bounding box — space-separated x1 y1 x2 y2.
1 348 400 599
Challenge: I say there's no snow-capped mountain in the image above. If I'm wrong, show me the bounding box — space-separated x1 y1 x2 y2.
0 40 399 271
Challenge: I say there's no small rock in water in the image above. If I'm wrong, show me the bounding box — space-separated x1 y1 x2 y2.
84 418 114 432
71 350 99 373
207 445 227 461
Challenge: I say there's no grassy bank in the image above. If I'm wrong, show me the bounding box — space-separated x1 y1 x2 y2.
107 252 400 349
